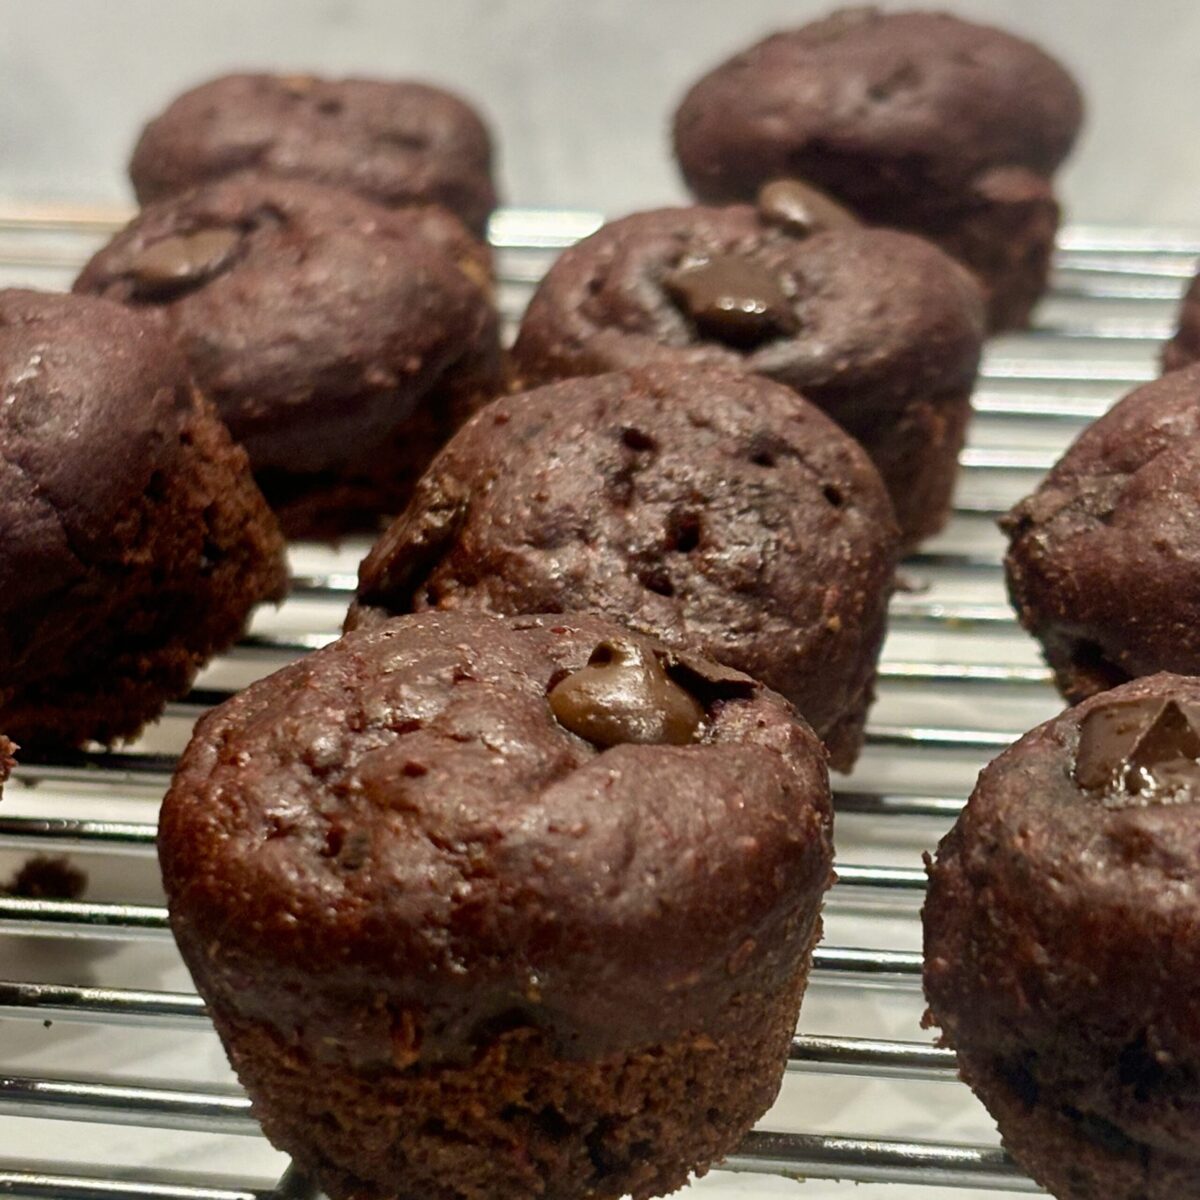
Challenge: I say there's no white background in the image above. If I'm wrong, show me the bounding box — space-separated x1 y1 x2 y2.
0 0 1197 224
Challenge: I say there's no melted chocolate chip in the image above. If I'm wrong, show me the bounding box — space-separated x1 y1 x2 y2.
757 179 860 238
1075 696 1200 797
548 638 705 749
127 228 241 299
663 255 798 349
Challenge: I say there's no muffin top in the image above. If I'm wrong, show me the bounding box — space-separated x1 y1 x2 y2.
350 365 898 768
160 610 833 1062
925 673 1200 1156
1003 365 1200 701
75 176 500 477
673 8 1082 212
0 289 200 629
129 73 498 234
512 197 984 408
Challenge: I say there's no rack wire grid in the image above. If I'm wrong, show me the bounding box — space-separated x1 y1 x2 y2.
0 202 1193 1200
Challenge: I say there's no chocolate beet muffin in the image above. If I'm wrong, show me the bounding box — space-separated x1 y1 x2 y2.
75 176 502 539
511 191 983 548
1003 365 1200 704
0 289 287 748
673 8 1084 330
129 73 498 235
1163 275 1200 373
160 610 834 1200
349 365 899 770
925 673 1200 1200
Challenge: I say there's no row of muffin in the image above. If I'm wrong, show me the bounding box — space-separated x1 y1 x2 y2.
4 13 1200 1200
0 7 1091 757
136 14 1200 1200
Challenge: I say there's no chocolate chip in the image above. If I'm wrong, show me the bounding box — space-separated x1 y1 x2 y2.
758 179 860 238
663 255 798 349
548 638 705 749
1075 696 1200 797
127 228 241 299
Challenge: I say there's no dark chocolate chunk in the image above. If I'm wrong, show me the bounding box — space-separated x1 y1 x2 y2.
757 179 859 238
548 638 705 748
1126 700 1200 796
663 648 758 704
663 255 798 349
127 228 241 298
1076 696 1200 797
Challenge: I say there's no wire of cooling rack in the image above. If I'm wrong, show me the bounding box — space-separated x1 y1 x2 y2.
0 204 1193 1199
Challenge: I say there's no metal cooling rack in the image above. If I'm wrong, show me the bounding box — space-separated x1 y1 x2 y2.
0 202 1194 1199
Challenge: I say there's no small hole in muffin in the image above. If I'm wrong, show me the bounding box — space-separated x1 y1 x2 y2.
751 449 776 468
422 586 439 607
322 828 343 858
621 427 658 453
668 511 702 553
145 470 168 501
587 644 615 667
823 484 846 508
638 569 675 598
532 1106 572 1138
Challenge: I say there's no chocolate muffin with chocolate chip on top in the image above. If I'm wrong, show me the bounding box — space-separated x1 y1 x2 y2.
0 289 286 749
75 175 502 538
129 72 498 235
160 610 834 1200
925 673 1200 1200
349 364 899 770
511 186 984 549
1003 365 1200 704
673 8 1083 330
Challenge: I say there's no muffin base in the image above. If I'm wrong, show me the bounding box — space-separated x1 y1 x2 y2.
211 957 815 1200
959 1052 1200 1200
1 405 286 747
930 168 1060 333
836 386 972 554
256 374 496 541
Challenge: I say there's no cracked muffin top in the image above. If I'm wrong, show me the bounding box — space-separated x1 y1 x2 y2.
159 610 833 1063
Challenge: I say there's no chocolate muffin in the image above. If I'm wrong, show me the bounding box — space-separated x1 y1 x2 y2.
0 289 287 748
75 176 502 539
1003 365 1200 704
924 673 1200 1200
1163 274 1200 373
160 610 834 1200
129 73 498 235
349 365 899 770
511 192 984 548
673 8 1084 330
